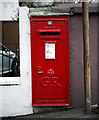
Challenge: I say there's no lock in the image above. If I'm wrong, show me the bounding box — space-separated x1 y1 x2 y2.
37 66 43 75
38 66 41 70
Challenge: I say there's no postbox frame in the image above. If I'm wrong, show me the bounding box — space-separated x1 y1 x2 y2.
30 16 70 106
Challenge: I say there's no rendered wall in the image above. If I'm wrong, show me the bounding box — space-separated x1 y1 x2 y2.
0 7 33 117
70 14 97 107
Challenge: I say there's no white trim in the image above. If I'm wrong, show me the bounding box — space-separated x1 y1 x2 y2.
0 0 18 2
0 1 20 85
0 77 20 85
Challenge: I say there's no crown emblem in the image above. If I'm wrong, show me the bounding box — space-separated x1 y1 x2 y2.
47 68 55 77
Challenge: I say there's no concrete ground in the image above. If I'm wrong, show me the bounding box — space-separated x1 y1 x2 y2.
1 107 99 119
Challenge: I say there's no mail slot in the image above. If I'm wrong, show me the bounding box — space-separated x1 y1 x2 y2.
39 29 60 40
30 16 70 106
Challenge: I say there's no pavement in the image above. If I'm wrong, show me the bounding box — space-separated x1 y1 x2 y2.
1 107 99 119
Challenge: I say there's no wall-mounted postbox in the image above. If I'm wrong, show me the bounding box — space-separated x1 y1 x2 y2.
30 16 70 106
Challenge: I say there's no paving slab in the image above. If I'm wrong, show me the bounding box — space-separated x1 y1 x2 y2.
1 108 99 119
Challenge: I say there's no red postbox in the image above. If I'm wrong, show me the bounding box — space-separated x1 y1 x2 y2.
30 16 70 106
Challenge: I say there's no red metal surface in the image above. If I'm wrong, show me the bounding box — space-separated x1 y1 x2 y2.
30 16 70 106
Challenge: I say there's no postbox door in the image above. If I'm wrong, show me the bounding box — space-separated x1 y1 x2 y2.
31 16 70 106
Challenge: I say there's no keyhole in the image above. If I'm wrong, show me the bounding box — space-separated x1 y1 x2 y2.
38 67 41 70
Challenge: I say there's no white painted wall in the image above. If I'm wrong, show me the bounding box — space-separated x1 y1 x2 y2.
0 7 33 117
0 0 19 21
